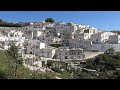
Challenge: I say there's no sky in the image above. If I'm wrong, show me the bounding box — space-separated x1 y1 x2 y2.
0 11 120 31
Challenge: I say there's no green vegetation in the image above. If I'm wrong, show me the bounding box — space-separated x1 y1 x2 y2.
47 48 120 79
0 19 23 27
1 45 120 79
5 42 23 79
0 50 9 79
0 42 33 79
0 42 55 79
0 50 61 79
51 67 62 73
79 51 120 79
50 44 63 48
45 18 54 23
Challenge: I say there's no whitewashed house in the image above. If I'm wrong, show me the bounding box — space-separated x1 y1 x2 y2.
69 39 92 51
74 27 99 40
33 30 43 38
90 31 115 44
55 47 85 61
0 31 25 50
23 54 43 71
23 28 33 39
26 40 45 54
35 35 61 46
55 22 78 36
52 37 62 44
38 46 56 59
109 34 120 44
8 29 24 37
61 31 74 46
26 40 56 59
92 43 120 52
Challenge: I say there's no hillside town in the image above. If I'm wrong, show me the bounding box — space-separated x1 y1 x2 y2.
0 19 120 76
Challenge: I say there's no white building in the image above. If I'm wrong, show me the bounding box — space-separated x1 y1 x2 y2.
8 29 24 37
109 34 120 44
23 54 43 71
23 26 45 39
0 35 25 50
26 40 56 59
23 29 33 39
26 40 45 53
35 35 62 46
55 22 78 36
38 46 56 59
52 37 62 44
74 27 100 40
33 30 43 38
92 43 120 52
69 39 92 51
90 31 115 43
55 47 84 61
79 33 90 40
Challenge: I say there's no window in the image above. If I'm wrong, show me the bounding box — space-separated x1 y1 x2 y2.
42 50 44 53
78 51 80 54
72 51 76 54
96 39 98 42
36 46 39 49
65 56 68 59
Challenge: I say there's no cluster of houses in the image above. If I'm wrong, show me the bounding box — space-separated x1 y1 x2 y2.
0 21 120 71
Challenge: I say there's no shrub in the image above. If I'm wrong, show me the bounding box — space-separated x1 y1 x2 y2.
51 67 62 73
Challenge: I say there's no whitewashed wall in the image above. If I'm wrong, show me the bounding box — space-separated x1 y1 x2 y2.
92 44 120 52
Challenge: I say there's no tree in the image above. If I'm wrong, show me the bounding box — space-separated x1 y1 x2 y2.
45 18 54 23
46 60 53 68
5 42 19 79
50 44 63 48
105 48 115 55
0 70 7 79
